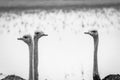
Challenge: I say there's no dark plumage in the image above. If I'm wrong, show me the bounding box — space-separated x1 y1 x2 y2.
1 75 25 80
93 74 101 80
102 74 120 80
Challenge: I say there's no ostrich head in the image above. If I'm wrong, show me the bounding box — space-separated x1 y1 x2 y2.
34 31 48 40
17 35 32 45
84 30 98 38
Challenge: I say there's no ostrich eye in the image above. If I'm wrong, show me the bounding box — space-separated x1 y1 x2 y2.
24 36 28 39
35 32 40 35
92 30 97 33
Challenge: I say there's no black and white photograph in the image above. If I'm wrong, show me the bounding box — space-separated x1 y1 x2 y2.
0 0 120 80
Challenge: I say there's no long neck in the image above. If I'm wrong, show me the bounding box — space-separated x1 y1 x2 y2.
34 38 39 80
28 43 34 80
93 35 100 80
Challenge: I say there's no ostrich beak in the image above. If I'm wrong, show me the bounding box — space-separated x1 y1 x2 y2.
17 38 23 40
43 34 48 36
84 32 90 34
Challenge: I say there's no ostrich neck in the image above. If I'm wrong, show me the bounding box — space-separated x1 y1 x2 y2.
28 43 34 80
34 39 38 55
93 36 99 76
34 38 39 80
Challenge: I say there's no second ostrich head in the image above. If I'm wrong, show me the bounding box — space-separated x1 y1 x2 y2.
17 35 32 46
34 31 48 40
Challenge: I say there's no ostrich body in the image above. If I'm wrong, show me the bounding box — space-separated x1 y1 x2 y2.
102 74 120 80
84 30 101 80
33 31 48 80
1 75 25 80
18 35 34 80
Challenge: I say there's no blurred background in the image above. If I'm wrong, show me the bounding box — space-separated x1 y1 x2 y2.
0 0 120 80
0 0 120 7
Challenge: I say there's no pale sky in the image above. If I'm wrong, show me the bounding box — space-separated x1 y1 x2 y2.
0 8 120 80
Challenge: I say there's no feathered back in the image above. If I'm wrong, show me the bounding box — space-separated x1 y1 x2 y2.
1 75 25 80
102 74 120 80
93 74 101 80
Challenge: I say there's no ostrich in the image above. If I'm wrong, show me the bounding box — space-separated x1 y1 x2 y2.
18 35 34 80
84 30 120 80
84 30 101 80
33 31 48 80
